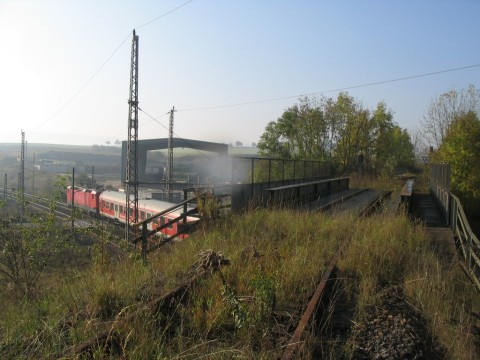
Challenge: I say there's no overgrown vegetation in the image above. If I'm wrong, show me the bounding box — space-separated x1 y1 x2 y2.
0 206 71 299
0 202 478 358
257 94 415 176
421 85 480 215
336 216 479 360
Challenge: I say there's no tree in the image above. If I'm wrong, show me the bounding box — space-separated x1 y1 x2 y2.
234 141 243 147
0 203 69 298
434 111 480 207
332 93 372 173
258 96 331 161
258 94 414 176
258 96 336 161
257 121 291 158
370 102 396 174
389 127 415 171
421 85 480 149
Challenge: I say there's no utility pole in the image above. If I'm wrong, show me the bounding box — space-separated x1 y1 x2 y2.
71 167 75 234
3 174 7 216
167 106 175 203
19 131 25 218
91 165 94 187
32 153 35 195
125 29 139 243
17 172 21 219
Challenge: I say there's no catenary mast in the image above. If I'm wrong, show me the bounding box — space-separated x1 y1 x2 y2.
19 131 25 218
167 107 175 202
125 30 139 242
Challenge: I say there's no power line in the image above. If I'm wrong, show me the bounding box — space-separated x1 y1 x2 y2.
29 33 131 134
138 107 213 160
139 108 170 131
26 1 195 137
136 0 195 30
178 63 480 112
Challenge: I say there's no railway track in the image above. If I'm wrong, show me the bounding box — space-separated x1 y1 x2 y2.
5 191 128 258
46 182 404 359
7 192 92 228
281 188 394 360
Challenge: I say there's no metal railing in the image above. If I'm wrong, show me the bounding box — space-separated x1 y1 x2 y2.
430 163 450 225
430 163 480 289
131 191 209 261
232 156 331 185
450 193 480 289
230 156 332 211
266 177 349 207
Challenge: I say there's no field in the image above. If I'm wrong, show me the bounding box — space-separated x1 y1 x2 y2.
0 185 478 359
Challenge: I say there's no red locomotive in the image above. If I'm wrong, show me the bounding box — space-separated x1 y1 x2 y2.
66 187 197 239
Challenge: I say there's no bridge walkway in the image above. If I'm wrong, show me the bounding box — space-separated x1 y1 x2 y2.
412 192 457 262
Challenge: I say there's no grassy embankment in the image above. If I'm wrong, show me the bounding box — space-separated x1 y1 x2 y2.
0 180 478 359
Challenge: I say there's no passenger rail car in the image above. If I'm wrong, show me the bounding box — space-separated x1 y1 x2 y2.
66 187 198 239
66 186 100 216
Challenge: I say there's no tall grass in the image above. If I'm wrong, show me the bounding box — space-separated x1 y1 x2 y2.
0 209 478 359
337 214 479 360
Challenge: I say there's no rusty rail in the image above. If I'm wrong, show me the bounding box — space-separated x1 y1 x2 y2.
281 189 393 360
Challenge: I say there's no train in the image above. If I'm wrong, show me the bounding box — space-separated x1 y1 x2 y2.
66 186 198 239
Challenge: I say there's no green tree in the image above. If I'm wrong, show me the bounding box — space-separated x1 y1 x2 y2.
332 93 372 173
258 95 413 176
392 128 415 169
0 175 72 298
0 206 69 298
258 96 328 160
435 111 480 207
257 120 291 159
421 85 480 149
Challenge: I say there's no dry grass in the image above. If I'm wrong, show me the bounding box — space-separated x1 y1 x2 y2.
0 204 478 359
336 214 479 360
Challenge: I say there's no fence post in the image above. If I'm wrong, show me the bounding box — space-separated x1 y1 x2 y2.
446 164 451 225
450 197 457 234
183 189 189 224
268 159 271 187
293 160 296 182
251 157 255 185
142 224 148 263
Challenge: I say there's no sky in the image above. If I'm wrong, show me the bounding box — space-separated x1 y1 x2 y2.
0 0 479 147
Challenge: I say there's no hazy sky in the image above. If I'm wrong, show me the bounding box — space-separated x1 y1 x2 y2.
1 0 479 146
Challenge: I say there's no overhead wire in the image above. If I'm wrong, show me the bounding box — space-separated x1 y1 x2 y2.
138 107 216 161
139 62 480 161
28 33 132 134
136 0 195 30
177 63 480 112
24 0 196 138
9 0 477 143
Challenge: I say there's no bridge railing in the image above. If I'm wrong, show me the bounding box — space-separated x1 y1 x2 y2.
266 177 349 207
230 156 332 211
430 163 450 225
430 163 480 289
450 193 480 289
132 190 212 261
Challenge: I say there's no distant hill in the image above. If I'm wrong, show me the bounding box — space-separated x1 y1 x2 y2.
0 143 121 158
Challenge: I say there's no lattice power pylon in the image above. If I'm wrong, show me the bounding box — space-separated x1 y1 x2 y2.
19 131 25 217
167 106 175 202
125 30 139 242
3 174 7 216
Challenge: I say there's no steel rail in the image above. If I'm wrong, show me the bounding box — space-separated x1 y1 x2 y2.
6 192 92 228
281 189 393 360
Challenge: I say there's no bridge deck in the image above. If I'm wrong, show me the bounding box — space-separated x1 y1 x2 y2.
412 193 446 227
412 192 456 260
